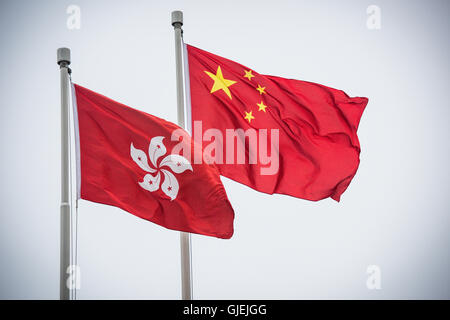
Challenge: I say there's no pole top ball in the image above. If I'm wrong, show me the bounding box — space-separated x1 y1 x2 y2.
57 47 71 65
171 11 183 26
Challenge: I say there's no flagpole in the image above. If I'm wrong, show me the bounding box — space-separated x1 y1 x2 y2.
57 47 71 300
171 10 193 300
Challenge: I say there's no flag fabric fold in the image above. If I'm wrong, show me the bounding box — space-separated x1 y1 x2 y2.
185 44 368 201
72 83 234 239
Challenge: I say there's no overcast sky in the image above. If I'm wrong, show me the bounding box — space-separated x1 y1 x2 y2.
0 0 449 299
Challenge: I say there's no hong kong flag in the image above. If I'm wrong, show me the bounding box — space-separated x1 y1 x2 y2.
72 84 234 239
185 44 368 201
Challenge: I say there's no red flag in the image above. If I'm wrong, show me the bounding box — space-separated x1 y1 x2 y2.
72 84 234 239
186 44 368 201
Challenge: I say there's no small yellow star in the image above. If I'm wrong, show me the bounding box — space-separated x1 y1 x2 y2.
256 84 266 95
204 66 237 99
243 70 255 81
244 111 255 123
257 101 267 112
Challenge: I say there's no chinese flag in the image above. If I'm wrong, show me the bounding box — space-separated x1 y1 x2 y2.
72 84 234 239
186 44 368 201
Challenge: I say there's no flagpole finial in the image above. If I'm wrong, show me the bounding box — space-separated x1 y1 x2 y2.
171 10 183 27
57 47 71 67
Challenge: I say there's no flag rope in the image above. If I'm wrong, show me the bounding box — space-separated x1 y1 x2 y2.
68 78 79 300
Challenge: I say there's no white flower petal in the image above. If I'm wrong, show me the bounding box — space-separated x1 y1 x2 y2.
139 172 161 192
161 169 179 200
149 136 167 168
160 154 193 174
131 143 156 173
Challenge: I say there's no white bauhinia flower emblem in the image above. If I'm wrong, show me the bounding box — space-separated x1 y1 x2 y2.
130 136 193 200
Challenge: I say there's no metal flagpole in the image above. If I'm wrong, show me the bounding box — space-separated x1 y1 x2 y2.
171 10 193 300
57 47 71 300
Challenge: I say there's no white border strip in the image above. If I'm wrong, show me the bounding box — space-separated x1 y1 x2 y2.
71 82 81 199
183 42 193 135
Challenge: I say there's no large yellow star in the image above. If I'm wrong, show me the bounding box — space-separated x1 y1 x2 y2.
256 84 266 95
204 66 237 99
244 110 255 123
243 70 255 81
257 101 267 112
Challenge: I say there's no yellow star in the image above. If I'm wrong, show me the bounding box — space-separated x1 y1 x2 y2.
257 101 267 112
243 70 255 81
204 66 237 99
256 84 266 95
244 111 255 123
